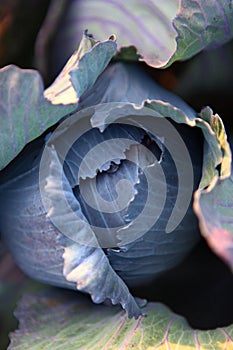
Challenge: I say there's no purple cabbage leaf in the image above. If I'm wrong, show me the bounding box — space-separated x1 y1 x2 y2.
46 0 233 73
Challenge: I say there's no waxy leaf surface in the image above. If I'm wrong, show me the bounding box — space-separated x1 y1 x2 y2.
0 34 116 170
9 291 233 350
51 0 233 68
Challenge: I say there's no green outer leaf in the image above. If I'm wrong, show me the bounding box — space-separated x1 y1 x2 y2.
45 32 117 104
192 108 232 270
198 107 232 182
168 0 233 66
148 103 232 189
0 34 117 170
9 291 233 350
0 65 75 171
194 173 233 272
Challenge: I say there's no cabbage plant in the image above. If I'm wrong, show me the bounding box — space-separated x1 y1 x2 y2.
0 1 233 349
